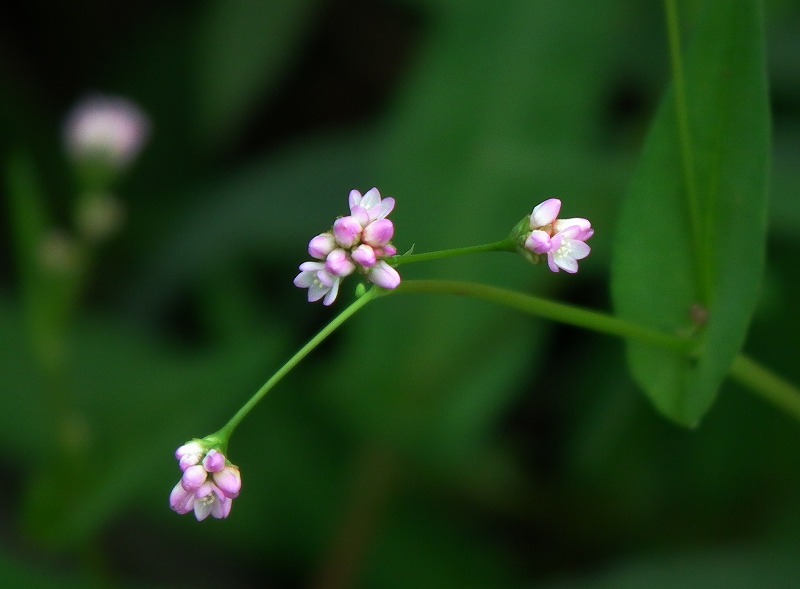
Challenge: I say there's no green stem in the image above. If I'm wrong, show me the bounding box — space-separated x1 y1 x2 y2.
394 279 693 354
214 287 382 442
664 0 709 303
729 355 800 423
391 238 517 266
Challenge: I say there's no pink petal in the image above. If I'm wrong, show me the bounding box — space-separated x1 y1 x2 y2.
170 481 195 514
351 205 370 227
530 198 561 228
214 466 242 498
182 464 208 491
554 218 593 241
362 219 394 246
211 496 231 519
308 232 336 259
380 244 397 257
325 249 355 277
175 441 203 461
348 189 363 210
546 252 560 273
525 230 552 254
352 244 377 268
203 450 226 473
333 216 362 248
368 261 401 290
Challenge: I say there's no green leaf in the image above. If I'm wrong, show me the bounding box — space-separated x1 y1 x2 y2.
611 1 770 426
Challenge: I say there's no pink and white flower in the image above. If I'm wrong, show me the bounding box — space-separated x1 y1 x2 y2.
348 188 395 225
294 262 342 306
522 198 593 274
295 187 401 305
170 442 242 521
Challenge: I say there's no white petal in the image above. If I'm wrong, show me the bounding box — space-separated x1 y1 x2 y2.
348 189 363 209
554 253 578 273
361 187 381 209
570 240 591 260
323 278 340 305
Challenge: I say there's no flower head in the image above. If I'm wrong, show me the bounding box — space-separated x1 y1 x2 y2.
294 261 341 306
349 188 395 225
64 95 150 169
295 187 400 305
521 198 593 273
170 441 241 521
545 225 592 273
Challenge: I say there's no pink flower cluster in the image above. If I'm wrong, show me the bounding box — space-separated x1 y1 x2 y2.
170 442 242 521
294 188 401 305
524 198 593 273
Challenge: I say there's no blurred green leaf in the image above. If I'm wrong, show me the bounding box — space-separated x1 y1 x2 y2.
540 544 800 589
0 549 89 589
192 0 318 151
611 0 770 426
0 296 286 548
125 129 379 312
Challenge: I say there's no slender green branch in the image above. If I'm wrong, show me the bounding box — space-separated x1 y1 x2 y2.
391 238 517 267
215 287 382 441
394 279 693 354
664 0 709 303
729 355 800 423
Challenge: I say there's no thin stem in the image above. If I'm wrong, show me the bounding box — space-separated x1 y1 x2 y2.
215 287 381 441
664 0 709 303
729 355 800 424
394 279 693 354
391 238 517 267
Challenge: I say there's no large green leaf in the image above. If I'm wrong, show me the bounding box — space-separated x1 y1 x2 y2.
611 1 770 426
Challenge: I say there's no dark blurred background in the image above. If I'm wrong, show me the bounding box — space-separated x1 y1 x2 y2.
1 1 800 587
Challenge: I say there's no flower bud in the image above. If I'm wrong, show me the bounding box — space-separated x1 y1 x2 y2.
325 249 356 277
362 219 394 247
352 244 377 268
308 232 336 259
333 216 363 248
368 261 401 290
530 198 561 229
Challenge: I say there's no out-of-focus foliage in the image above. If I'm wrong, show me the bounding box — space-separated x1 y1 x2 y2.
1 1 799 587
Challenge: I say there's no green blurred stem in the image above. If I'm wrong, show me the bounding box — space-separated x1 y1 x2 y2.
729 355 800 423
391 238 517 266
218 277 800 441
394 279 692 353
215 287 383 442
664 0 710 303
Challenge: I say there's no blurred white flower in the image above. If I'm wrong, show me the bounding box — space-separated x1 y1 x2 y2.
63 95 150 169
